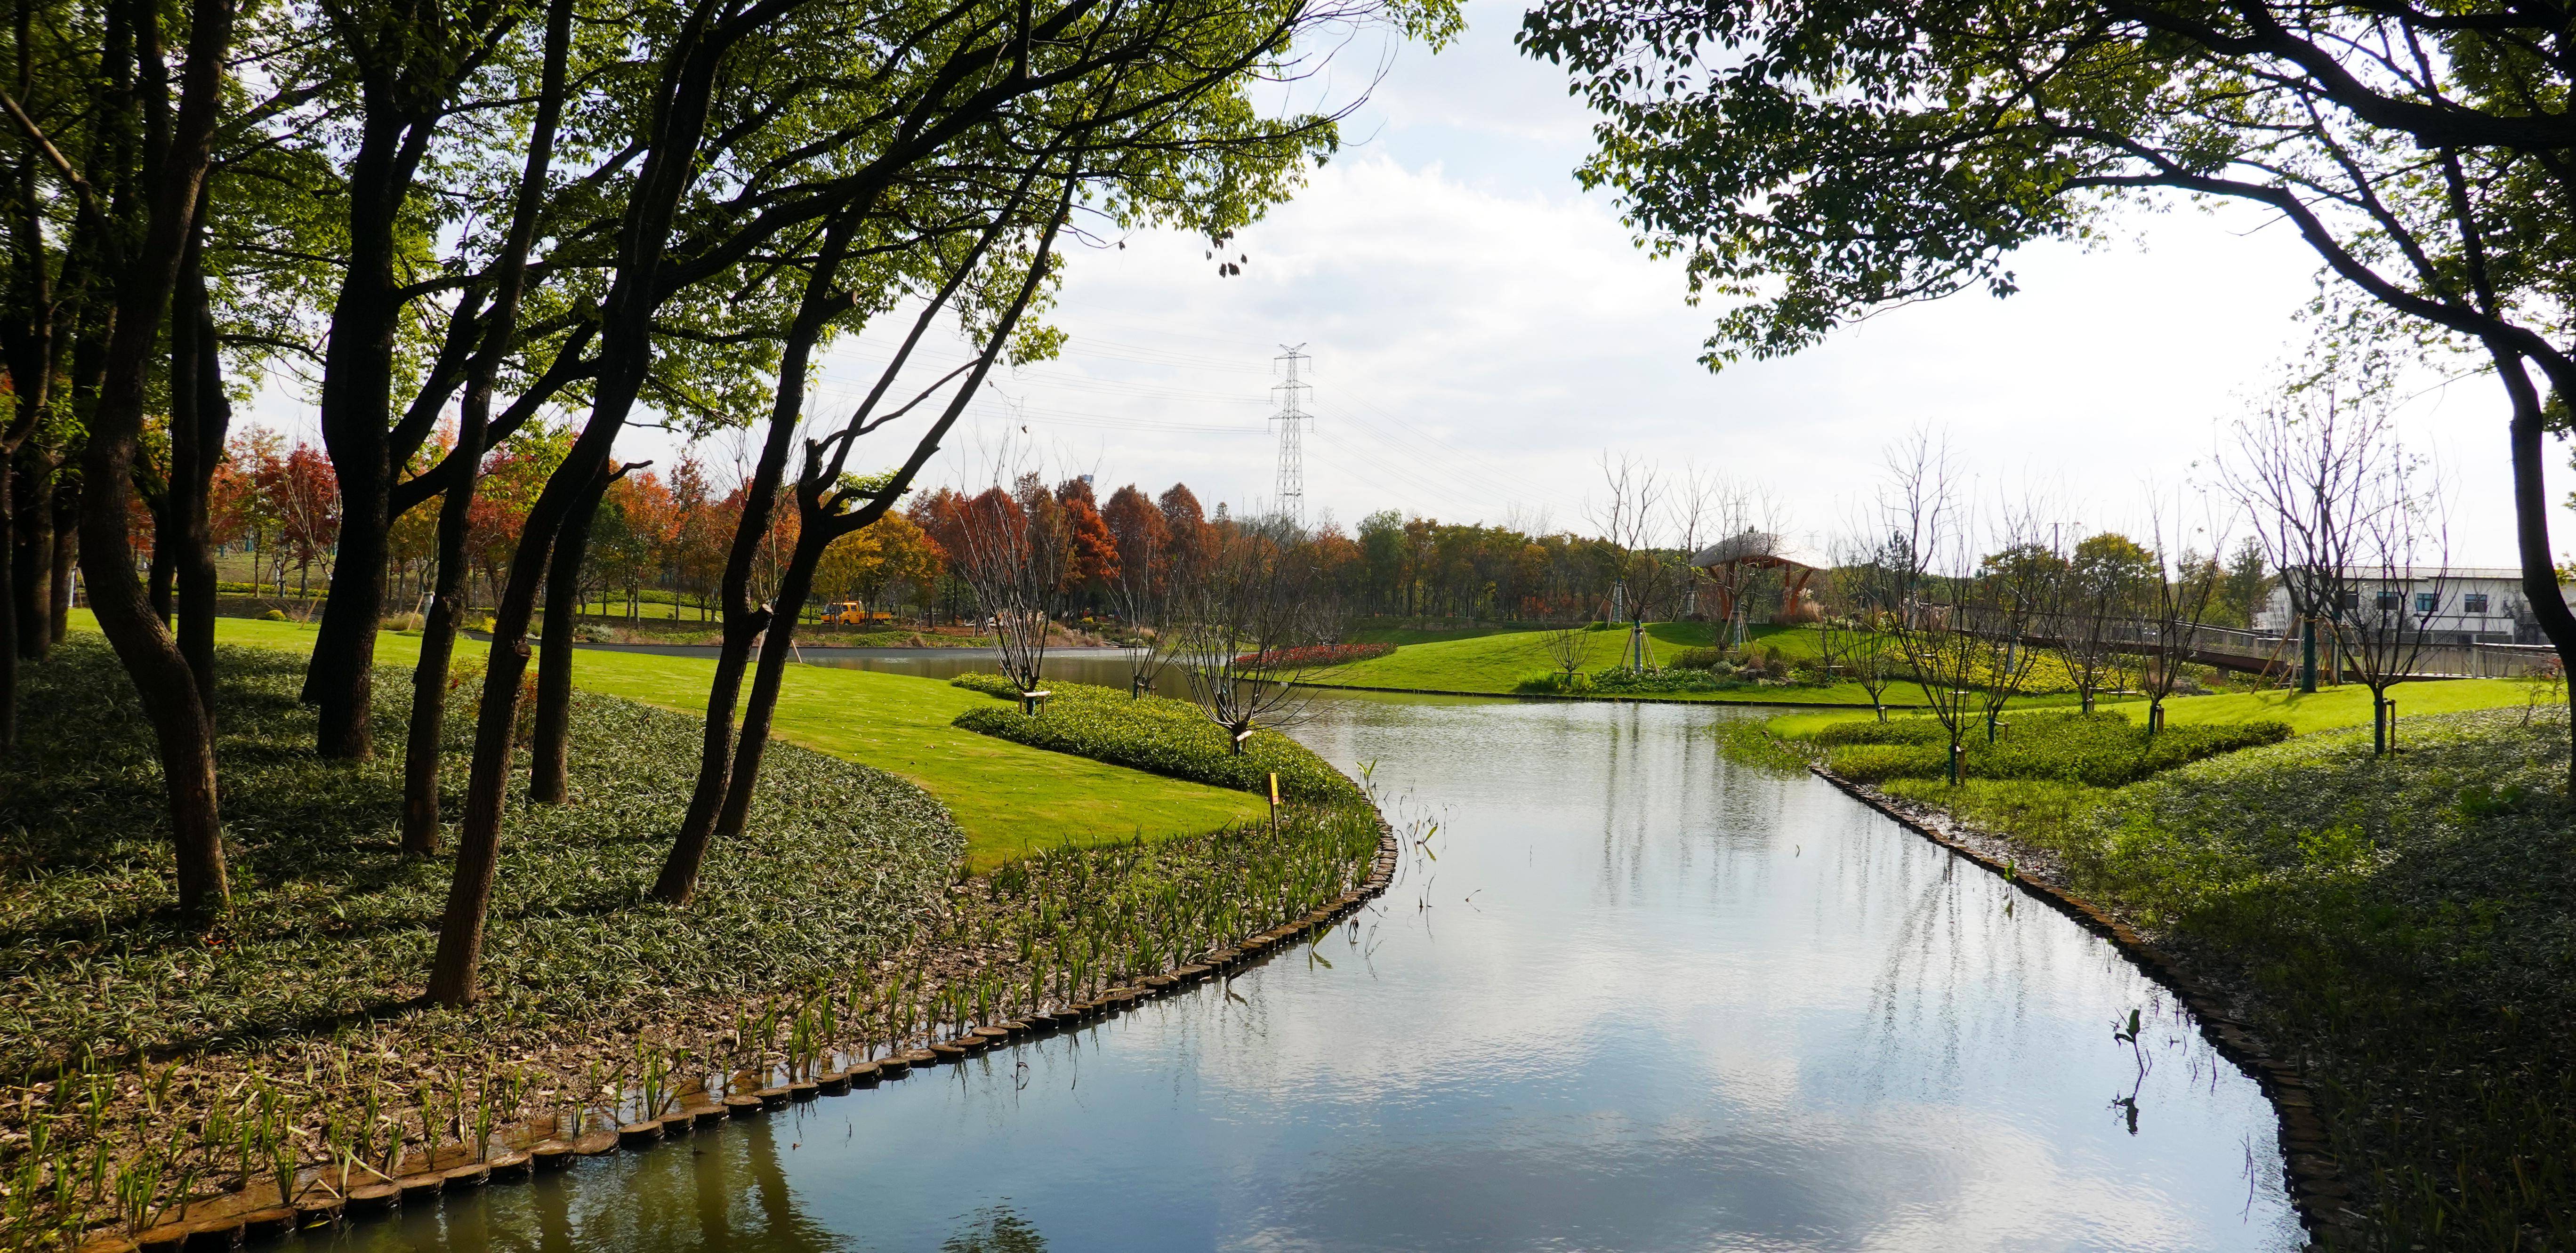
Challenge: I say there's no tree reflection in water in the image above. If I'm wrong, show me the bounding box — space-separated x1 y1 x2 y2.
939 1205 1048 1253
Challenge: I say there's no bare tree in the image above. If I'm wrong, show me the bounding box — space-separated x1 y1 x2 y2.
2222 373 2441 754
1174 519 1341 752
1591 453 1669 671
2140 495 2233 735
1964 501 2062 745
952 467 1072 710
2341 457 2451 754
1109 506 1181 699
1823 533 1901 721
1879 434 1980 780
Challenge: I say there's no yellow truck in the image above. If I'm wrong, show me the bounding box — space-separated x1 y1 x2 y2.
820 602 895 626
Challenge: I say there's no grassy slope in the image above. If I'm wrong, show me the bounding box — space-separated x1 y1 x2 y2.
1877 713 2576 1244
1765 676 2537 739
1305 621 1900 705
117 616 1267 868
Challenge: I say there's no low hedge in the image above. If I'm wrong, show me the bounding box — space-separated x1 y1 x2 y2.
949 676 1365 806
1811 710 2291 787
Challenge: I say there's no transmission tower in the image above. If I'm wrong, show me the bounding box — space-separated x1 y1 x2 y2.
1272 344 1310 526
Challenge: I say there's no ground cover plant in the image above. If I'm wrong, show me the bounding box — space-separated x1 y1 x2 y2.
1808 711 2291 787
950 676 1366 806
0 640 1386 1247
1875 711 2576 1249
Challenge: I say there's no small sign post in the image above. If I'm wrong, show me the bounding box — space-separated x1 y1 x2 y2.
1267 772 1280 837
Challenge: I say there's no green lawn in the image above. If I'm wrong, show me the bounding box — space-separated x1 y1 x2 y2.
1307 620 1901 705
84 615 1269 868
1763 676 2540 739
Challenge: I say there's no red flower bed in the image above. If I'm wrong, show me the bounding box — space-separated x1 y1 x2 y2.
1231 642 1394 668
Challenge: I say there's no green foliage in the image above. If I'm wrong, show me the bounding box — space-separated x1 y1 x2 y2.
950 677 1364 806
1671 646 1724 670
1809 711 2291 787
950 670 1024 699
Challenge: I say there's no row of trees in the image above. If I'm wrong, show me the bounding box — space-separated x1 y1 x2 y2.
1819 391 2450 773
1 0 1461 1012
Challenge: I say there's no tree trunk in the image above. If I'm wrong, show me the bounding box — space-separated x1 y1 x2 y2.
654 217 861 903
0 466 15 753
707 530 823 849
304 105 428 761
74 0 237 923
531 466 615 803
2495 352 2576 793
9 453 48 658
46 482 72 644
169 217 229 712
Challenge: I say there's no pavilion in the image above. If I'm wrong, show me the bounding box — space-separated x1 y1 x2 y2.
1687 529 1831 622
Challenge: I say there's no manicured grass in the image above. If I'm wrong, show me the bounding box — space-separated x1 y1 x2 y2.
106 615 1269 868
1307 620 1900 705
1878 712 2576 1247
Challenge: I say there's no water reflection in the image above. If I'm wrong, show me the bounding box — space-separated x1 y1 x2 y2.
336 693 2302 1252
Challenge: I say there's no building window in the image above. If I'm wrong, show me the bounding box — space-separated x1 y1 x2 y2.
2376 590 2404 611
2464 592 2490 614
2415 591 2440 614
2341 590 2360 611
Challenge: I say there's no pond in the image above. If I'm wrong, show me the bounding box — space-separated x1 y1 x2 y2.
334 689 2302 1251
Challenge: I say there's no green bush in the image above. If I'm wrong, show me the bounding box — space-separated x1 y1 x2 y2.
950 676 1364 805
949 670 1023 699
1587 667 1736 694
260 608 287 621
1672 647 1725 670
1812 711 2291 787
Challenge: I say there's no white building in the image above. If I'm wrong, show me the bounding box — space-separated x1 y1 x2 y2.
2253 567 2573 645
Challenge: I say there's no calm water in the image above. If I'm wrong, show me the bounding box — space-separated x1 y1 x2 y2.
332 692 2302 1252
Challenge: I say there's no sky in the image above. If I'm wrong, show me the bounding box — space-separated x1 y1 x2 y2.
246 5 2561 566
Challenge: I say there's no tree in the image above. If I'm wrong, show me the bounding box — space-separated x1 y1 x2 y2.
2140 499 2233 735
1519 0 2576 784
2054 532 2154 715
3 0 243 916
1590 452 1669 670
1101 482 1177 697
1175 520 1342 752
949 476 1063 706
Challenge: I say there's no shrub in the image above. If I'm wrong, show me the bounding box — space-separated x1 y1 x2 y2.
261 608 287 621
950 677 1365 805
573 622 616 643
950 671 1024 699
1514 672 1592 694
1227 642 1394 668
1587 668 1736 694
1672 647 1724 670
1813 711 2291 787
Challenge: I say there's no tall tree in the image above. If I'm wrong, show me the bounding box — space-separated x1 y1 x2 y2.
3 0 243 915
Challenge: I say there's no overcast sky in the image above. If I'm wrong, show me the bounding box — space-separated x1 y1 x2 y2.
248 6 2560 566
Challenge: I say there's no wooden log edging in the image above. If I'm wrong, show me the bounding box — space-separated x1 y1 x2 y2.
1808 765 2361 1249
84 827 1402 1253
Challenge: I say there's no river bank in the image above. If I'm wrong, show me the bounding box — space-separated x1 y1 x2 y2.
0 639 1382 1250
1749 704 2576 1250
